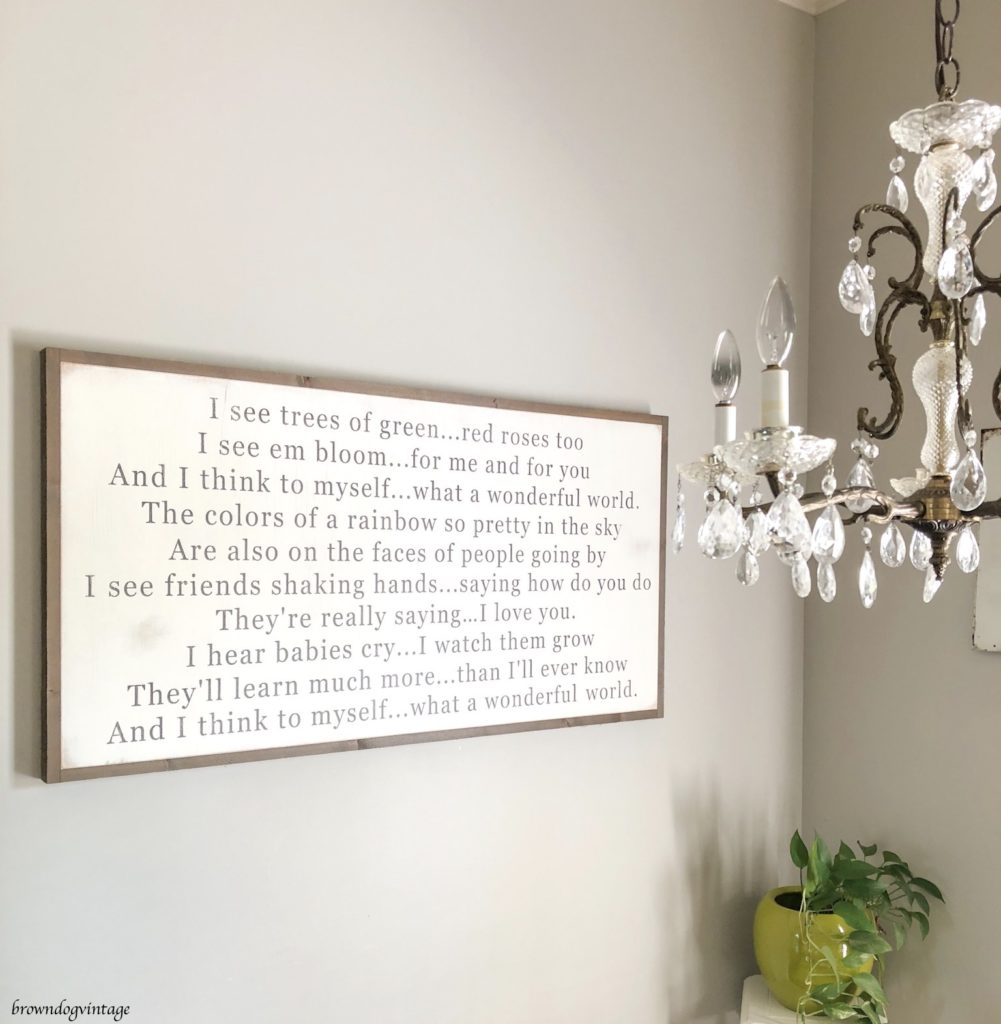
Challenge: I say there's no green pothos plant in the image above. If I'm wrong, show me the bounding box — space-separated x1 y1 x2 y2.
790 830 944 1023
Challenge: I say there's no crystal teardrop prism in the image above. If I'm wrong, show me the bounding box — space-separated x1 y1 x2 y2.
887 174 909 213
838 260 869 315
974 149 994 192
859 549 877 609
672 505 686 553
909 530 932 570
817 560 837 603
979 167 998 211
744 508 771 556
812 506 846 564
845 457 875 514
923 565 943 603
736 548 760 587
956 526 980 573
951 447 988 511
938 242 975 299
879 522 906 568
976 150 998 211
860 300 876 338
969 292 987 346
766 490 812 560
698 498 744 560
791 556 811 598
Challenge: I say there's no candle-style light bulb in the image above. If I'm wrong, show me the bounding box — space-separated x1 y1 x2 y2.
757 277 796 367
757 277 796 428
711 329 741 403
711 329 741 445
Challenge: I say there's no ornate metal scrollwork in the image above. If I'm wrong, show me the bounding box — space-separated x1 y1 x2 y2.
852 204 930 439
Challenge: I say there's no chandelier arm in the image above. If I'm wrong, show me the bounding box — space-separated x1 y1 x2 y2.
993 364 1001 422
965 497 1001 520
857 292 929 439
969 206 1001 284
855 203 926 290
741 487 923 523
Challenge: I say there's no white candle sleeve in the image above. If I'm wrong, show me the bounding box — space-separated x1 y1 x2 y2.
714 404 736 445
761 367 789 428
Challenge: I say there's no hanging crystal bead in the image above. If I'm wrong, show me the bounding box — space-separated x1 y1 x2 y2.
909 530 932 570
889 154 905 174
938 242 975 299
923 565 943 603
672 504 686 553
879 522 906 568
848 235 862 254
812 506 846 564
969 291 987 346
698 498 744 559
951 446 988 511
817 560 837 603
973 149 993 192
860 299 876 338
975 149 998 211
887 174 909 213
744 508 771 556
956 526 980 573
845 457 875 514
792 556 812 598
736 548 760 587
838 260 869 315
859 549 877 609
767 490 813 562
821 468 837 497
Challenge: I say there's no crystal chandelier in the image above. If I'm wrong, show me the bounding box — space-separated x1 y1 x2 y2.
674 0 1000 607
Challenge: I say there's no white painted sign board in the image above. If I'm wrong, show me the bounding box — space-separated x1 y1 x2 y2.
44 350 667 781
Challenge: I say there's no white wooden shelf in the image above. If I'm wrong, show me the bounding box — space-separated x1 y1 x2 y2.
740 976 800 1024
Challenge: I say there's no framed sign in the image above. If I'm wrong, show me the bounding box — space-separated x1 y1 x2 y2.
43 349 668 781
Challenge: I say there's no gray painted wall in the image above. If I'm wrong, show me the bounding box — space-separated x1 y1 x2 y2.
808 2 1001 1019
0 2 812 1021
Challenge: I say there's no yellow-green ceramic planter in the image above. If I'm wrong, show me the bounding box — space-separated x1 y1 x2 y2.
753 885 875 1012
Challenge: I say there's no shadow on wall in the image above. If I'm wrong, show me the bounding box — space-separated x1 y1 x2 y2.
662 782 783 1024
11 335 44 783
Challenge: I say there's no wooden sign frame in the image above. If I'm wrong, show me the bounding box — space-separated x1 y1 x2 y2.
43 348 668 782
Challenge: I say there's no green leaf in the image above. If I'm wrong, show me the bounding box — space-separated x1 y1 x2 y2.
858 841 878 858
912 891 930 915
843 951 873 970
852 972 888 1006
822 1002 858 1020
843 878 885 901
881 850 903 864
893 920 907 951
848 930 892 955
811 982 845 1004
809 835 832 882
833 900 875 933
837 841 855 860
836 860 881 879
858 1001 883 1024
791 830 809 869
913 911 930 939
912 876 945 902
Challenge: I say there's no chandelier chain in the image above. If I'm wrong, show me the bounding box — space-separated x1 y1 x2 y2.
935 0 961 100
